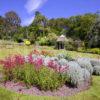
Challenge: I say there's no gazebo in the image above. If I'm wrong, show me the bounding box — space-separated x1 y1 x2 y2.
56 35 66 49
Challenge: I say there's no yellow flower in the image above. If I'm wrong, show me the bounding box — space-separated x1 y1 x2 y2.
24 40 31 45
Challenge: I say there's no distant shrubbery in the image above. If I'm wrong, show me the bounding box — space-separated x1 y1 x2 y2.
38 33 57 46
65 39 78 51
78 48 100 55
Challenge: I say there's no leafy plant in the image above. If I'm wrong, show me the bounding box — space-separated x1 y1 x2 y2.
36 67 68 90
58 59 68 66
82 68 91 81
1 52 93 91
67 61 84 87
38 37 48 46
90 59 100 66
57 54 66 59
77 58 93 74
93 66 100 75
65 40 78 51
65 53 73 61
57 53 73 61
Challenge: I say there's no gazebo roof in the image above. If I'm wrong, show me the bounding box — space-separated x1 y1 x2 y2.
57 35 66 42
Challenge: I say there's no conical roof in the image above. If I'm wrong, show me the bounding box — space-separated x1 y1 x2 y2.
57 35 66 42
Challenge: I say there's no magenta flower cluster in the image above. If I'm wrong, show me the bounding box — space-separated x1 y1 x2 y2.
0 53 69 73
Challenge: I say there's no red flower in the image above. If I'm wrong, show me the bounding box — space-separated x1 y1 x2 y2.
14 55 25 65
28 55 34 64
33 58 43 70
1 55 25 70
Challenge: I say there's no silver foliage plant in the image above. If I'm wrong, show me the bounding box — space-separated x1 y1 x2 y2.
57 54 66 59
90 59 100 66
56 53 73 61
90 59 100 75
82 68 91 81
93 66 100 75
77 58 93 74
58 59 68 66
66 61 90 86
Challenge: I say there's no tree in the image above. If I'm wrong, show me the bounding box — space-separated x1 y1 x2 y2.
86 13 100 48
30 11 48 38
67 14 96 40
5 11 21 39
0 16 4 38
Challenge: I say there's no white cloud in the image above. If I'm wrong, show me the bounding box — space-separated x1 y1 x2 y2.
25 0 47 14
23 0 47 26
21 16 35 26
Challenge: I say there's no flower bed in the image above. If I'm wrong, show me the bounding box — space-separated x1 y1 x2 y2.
0 49 99 96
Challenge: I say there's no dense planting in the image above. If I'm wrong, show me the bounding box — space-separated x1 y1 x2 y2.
0 50 100 91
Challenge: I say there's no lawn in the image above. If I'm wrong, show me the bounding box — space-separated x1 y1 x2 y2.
0 45 100 100
0 45 100 59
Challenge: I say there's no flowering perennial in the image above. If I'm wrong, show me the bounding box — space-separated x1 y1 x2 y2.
0 52 69 73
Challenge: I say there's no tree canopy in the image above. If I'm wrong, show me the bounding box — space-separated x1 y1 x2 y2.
0 11 100 48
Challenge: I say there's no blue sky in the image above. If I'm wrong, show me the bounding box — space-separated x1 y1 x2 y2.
0 0 100 26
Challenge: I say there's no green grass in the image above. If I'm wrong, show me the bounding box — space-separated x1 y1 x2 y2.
0 45 100 100
0 45 100 59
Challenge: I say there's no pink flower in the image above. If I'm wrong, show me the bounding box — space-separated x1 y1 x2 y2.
14 55 25 65
57 65 69 73
48 60 69 73
3 56 15 69
33 58 43 70
28 55 34 64
48 60 59 71
1 55 25 69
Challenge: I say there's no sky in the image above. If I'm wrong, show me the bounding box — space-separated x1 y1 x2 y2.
0 0 100 26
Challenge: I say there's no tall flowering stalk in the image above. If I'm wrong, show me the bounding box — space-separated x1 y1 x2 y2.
1 55 25 70
28 55 34 64
33 58 44 70
0 52 69 73
14 55 25 65
48 60 69 73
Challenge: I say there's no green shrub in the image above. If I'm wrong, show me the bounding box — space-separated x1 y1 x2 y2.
77 47 85 52
38 33 57 46
12 64 36 86
38 37 48 46
65 40 78 51
47 32 57 46
65 53 73 61
89 48 100 54
78 48 100 55
36 67 68 91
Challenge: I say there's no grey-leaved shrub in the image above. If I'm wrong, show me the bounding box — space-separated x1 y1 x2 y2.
82 68 91 81
58 59 68 66
77 58 93 74
57 54 66 59
93 66 100 75
90 59 100 66
67 61 84 87
57 53 73 61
